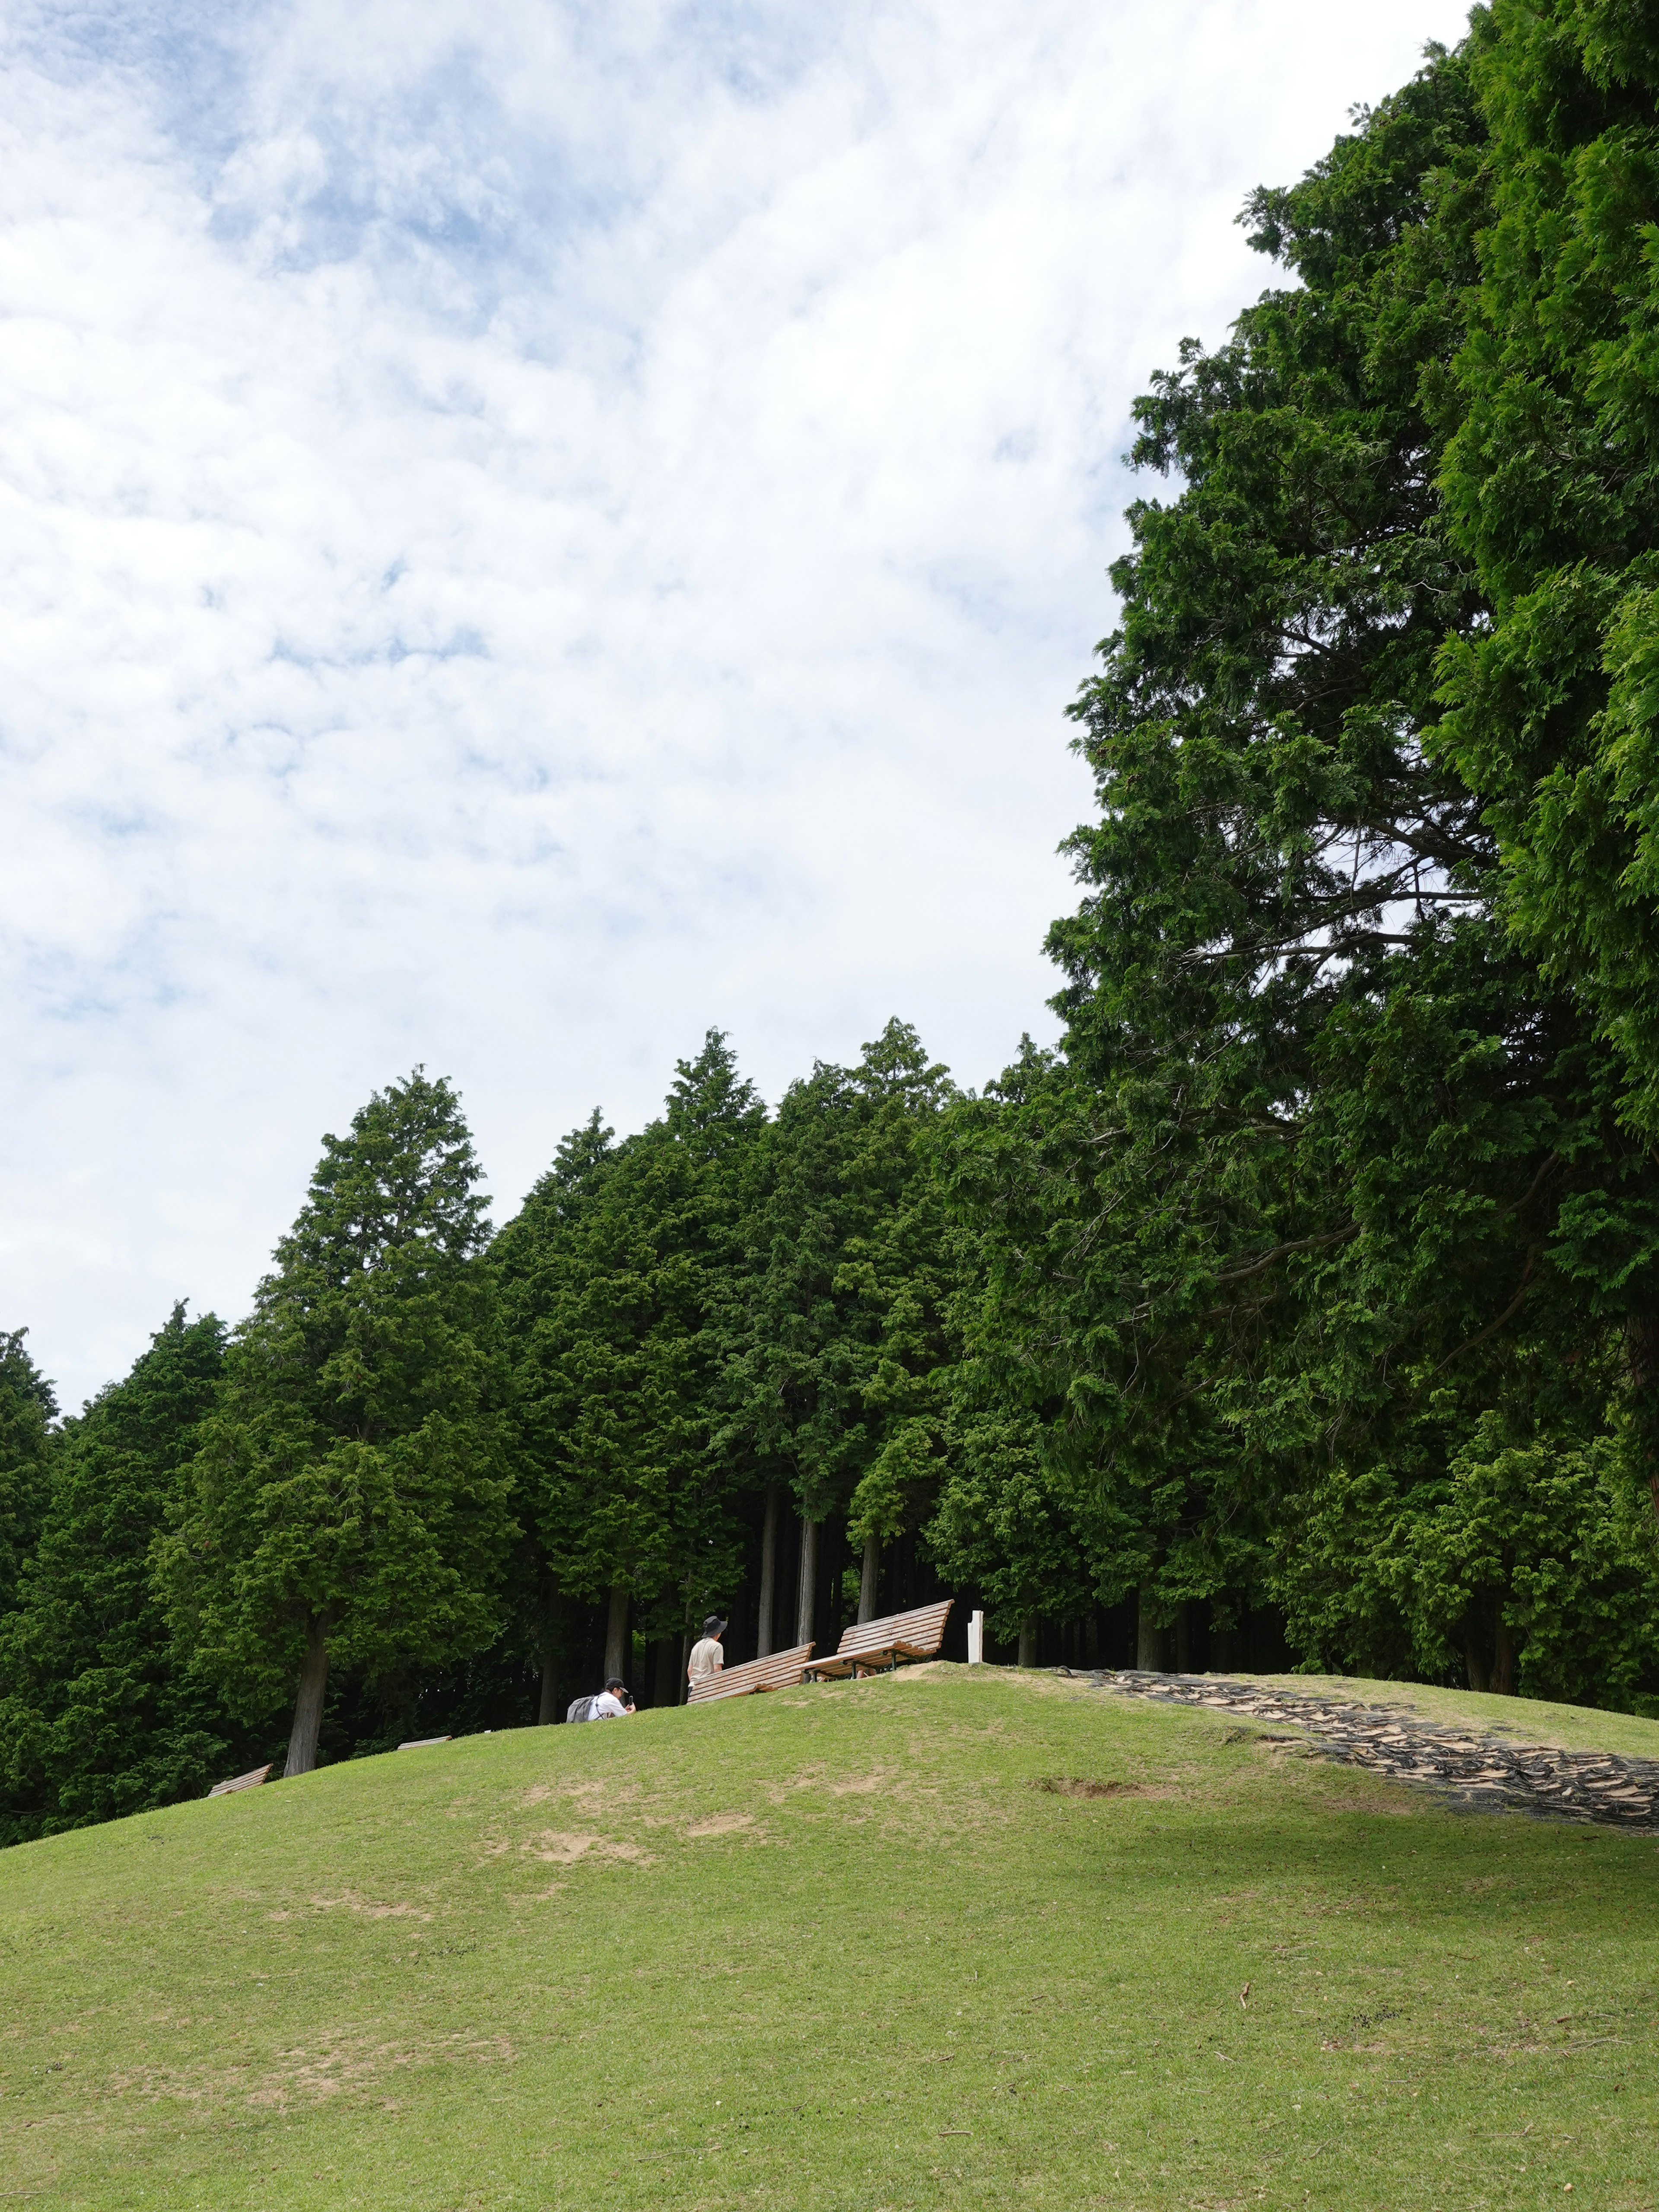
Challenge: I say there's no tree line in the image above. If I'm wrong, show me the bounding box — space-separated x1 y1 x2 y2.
7 0 1659 1842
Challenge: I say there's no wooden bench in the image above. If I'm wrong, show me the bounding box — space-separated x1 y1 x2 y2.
688 1642 816 1703
802 1600 954 1681
208 1764 273 1797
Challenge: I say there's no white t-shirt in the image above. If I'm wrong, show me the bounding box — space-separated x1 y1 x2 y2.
591 1691 629 1719
687 1637 725 1683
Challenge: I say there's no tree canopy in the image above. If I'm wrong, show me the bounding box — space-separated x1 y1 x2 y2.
158 1071 518 1776
0 1306 245 1845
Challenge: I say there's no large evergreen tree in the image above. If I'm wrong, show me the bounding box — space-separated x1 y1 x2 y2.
0 1329 54 1625
493 1108 617 1719
946 26 1659 1697
499 1036 765 1691
0 1306 246 1843
159 1072 518 1776
733 1021 955 1647
1433 0 1659 1503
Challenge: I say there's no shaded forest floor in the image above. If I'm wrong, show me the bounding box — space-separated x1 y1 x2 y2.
3 1665 1658 2209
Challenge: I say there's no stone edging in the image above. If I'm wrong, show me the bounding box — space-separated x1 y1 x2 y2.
1058 1668 1659 1834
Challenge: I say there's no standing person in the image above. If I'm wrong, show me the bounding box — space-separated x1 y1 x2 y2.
591 1677 634 1719
686 1615 726 1691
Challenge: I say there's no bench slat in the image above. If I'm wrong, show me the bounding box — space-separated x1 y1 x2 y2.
807 1638 943 1679
833 1601 953 1656
208 1764 273 1797
688 1643 815 1703
803 1601 954 1681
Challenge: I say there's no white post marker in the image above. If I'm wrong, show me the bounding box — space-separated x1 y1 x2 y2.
967 1610 984 1665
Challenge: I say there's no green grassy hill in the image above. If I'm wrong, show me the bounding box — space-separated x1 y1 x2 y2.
4 1666 1657 2210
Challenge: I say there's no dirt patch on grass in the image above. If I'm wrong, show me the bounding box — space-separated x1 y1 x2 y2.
1034 1775 1164 1801
684 1813 757 1838
518 1831 652 1867
759 1757 1007 1843
520 1777 641 1812
305 1894 432 1921
109 2030 519 2115
249 2031 517 2108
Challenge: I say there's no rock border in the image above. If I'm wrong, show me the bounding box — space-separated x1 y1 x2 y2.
1060 1669 1659 1834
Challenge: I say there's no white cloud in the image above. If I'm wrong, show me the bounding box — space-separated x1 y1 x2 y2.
0 0 1475 1406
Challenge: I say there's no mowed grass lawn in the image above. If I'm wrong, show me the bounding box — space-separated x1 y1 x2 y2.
4 1666 1659 2211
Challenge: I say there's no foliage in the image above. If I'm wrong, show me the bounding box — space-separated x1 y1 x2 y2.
158 1072 518 1748
939 23 1659 1701
1427 0 1659 1512
1435 0 1659 1140
1277 1390 1659 1706
0 1306 249 1844
925 1406 1096 1643
0 1329 55 1623
932 47 1507 1646
734 1020 956 1552
498 1035 764 1644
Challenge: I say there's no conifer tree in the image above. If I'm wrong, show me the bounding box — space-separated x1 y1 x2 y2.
1436 0 1659 1131
494 1109 617 1718
1027 44 1503 1649
0 1329 54 1625
0 1306 242 1842
502 1036 763 1688
1433 0 1659 1503
945 31 1659 1693
734 1021 954 1643
160 1072 517 1776
926 1406 1095 1664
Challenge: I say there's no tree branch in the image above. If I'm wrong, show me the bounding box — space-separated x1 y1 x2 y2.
1430 1249 1539 1377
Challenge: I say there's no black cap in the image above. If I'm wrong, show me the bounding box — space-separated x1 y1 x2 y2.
704 1615 726 1636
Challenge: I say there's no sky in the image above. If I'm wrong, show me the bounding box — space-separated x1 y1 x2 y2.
3 0 1475 1411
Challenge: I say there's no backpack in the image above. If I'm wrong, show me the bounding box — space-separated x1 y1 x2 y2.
566 1694 598 1724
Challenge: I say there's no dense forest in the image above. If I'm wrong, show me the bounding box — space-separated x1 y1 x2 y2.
7 0 1659 1842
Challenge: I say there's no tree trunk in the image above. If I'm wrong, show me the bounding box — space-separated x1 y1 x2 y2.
858 1529 880 1624
1627 1315 1659 1529
604 1583 629 1684
1463 1618 1491 1694
679 1626 692 1704
1493 1613 1517 1697
1136 1586 1165 1672
795 1517 819 1647
651 1636 677 1710
535 1568 558 1722
1175 1601 1192 1675
757 1484 780 1659
1084 1610 1100 1669
1018 1611 1038 1668
283 1615 331 1778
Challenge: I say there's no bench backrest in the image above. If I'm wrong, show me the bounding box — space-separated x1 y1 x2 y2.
688 1642 815 1703
833 1599 953 1662
208 1763 273 1797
